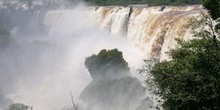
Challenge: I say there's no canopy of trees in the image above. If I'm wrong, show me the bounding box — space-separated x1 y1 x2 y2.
150 38 220 109
202 0 220 20
85 49 130 80
7 103 30 110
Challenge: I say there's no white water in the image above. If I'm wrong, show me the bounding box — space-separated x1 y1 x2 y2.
90 5 203 60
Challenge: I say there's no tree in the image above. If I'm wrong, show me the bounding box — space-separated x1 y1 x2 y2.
85 49 130 80
200 0 220 43
191 14 220 44
7 103 31 110
202 0 220 20
200 0 220 44
138 1 220 110
140 38 220 110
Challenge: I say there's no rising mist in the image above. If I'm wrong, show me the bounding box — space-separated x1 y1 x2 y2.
0 2 147 110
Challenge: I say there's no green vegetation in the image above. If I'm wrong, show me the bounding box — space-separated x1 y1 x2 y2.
85 49 130 80
139 0 220 109
82 0 201 6
202 0 220 20
147 38 220 109
7 103 31 110
140 26 220 109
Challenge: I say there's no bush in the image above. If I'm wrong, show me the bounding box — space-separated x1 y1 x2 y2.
147 38 220 110
7 103 30 110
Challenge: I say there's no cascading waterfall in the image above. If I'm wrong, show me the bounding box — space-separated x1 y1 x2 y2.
88 5 204 59
96 7 130 36
45 5 204 60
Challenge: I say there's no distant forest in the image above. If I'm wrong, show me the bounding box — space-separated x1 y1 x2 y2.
82 0 202 6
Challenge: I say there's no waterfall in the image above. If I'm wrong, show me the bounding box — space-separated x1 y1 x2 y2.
0 4 205 110
44 5 204 60
88 5 204 60
94 7 130 36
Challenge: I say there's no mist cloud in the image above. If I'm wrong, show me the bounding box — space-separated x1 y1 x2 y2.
0 3 146 110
